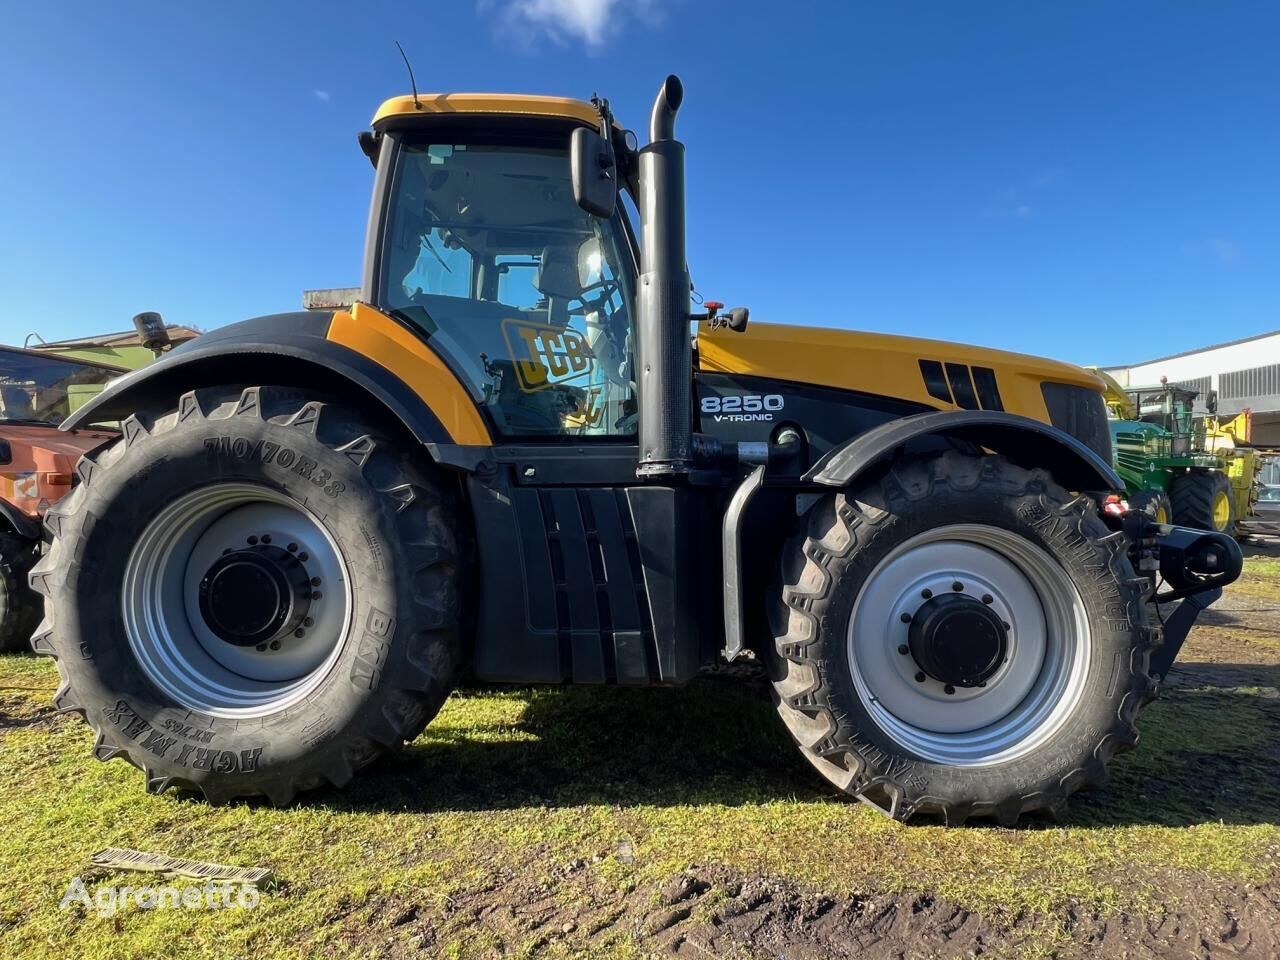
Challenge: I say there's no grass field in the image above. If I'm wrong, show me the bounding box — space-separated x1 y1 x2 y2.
1 552 1278 959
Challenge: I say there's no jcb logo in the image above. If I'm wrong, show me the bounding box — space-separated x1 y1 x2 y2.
502 318 594 393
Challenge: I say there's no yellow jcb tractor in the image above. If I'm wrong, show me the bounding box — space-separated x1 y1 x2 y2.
33 77 1240 824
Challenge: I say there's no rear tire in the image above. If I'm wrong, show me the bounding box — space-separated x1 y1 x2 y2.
0 529 40 652
769 452 1157 825
1171 470 1235 536
30 386 466 804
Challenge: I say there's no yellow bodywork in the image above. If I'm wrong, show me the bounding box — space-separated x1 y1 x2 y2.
328 303 492 446
697 321 1103 423
1089 367 1137 419
373 93 600 128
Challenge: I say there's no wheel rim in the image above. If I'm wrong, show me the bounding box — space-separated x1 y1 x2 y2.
846 524 1091 766
1213 489 1231 530
122 483 351 718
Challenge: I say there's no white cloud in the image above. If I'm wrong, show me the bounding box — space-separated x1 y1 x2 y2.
1206 237 1240 264
483 0 661 50
313 90 331 103
986 186 1034 220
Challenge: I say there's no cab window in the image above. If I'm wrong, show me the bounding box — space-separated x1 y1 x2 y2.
379 140 637 439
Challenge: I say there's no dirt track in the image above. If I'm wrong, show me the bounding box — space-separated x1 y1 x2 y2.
369 863 1279 960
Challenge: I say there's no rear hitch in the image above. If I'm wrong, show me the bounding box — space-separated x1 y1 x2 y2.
1123 512 1243 681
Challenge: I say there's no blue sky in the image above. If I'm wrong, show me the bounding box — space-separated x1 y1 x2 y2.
1 1 1276 366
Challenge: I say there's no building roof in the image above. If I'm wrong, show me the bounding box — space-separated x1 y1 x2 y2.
1112 327 1280 369
372 93 601 128
31 325 201 350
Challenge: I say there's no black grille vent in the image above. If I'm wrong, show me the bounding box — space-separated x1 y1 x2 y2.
918 359 1004 411
1042 383 1111 463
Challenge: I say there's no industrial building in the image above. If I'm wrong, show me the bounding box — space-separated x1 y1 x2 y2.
1103 329 1280 446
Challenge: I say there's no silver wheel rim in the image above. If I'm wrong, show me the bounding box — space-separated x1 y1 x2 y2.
847 524 1090 766
122 483 351 718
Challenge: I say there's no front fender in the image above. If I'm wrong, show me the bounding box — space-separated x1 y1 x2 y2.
62 307 491 451
802 409 1123 493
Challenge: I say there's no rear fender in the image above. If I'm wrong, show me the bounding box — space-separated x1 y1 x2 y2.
62 307 492 456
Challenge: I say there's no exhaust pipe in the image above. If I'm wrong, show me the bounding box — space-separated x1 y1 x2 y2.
636 75 691 479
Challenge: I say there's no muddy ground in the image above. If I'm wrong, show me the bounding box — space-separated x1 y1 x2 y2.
364 546 1280 960
3 546 1278 959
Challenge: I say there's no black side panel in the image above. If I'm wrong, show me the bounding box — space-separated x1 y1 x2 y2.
469 471 708 685
696 372 934 463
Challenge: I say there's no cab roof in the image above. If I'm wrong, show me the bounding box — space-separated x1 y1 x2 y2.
372 93 601 129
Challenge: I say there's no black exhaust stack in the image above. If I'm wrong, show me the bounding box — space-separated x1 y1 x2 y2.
636 75 691 479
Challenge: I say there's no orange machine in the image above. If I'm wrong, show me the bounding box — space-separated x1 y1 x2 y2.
0 347 122 650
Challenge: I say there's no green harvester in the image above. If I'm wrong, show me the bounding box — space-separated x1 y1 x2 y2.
1097 372 1238 535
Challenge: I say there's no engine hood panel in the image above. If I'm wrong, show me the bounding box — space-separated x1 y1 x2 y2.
696 321 1103 425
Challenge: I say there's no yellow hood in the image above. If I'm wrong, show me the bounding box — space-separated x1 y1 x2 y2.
697 321 1103 425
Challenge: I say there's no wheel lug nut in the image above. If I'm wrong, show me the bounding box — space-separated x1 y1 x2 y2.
310 576 322 587
298 552 309 562
897 644 910 655
287 542 298 553
312 591 322 600
914 671 926 683
293 629 305 638
899 612 912 624
944 684 956 695
270 640 282 650
261 534 272 544
255 643 267 652
982 594 994 605
951 581 964 592
303 617 313 627
1002 621 1011 631
247 535 258 545
921 589 933 600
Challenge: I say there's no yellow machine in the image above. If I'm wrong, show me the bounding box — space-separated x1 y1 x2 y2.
34 78 1238 825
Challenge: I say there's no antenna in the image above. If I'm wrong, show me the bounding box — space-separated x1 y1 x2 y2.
395 41 421 109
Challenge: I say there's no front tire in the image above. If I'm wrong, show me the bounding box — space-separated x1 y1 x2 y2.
769 453 1156 825
30 386 466 804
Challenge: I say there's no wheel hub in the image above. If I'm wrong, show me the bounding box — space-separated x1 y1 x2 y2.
908 593 1008 688
198 545 312 647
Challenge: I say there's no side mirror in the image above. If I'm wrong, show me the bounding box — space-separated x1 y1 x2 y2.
1206 389 1219 415
571 127 617 219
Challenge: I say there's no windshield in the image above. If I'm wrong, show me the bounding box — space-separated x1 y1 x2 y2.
0 349 122 426
379 139 637 438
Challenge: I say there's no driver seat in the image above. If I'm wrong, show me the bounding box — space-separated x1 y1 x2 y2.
534 246 582 327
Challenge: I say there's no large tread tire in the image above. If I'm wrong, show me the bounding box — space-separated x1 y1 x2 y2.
1127 489 1173 526
30 386 466 805
768 452 1158 825
0 529 41 653
1170 470 1235 536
